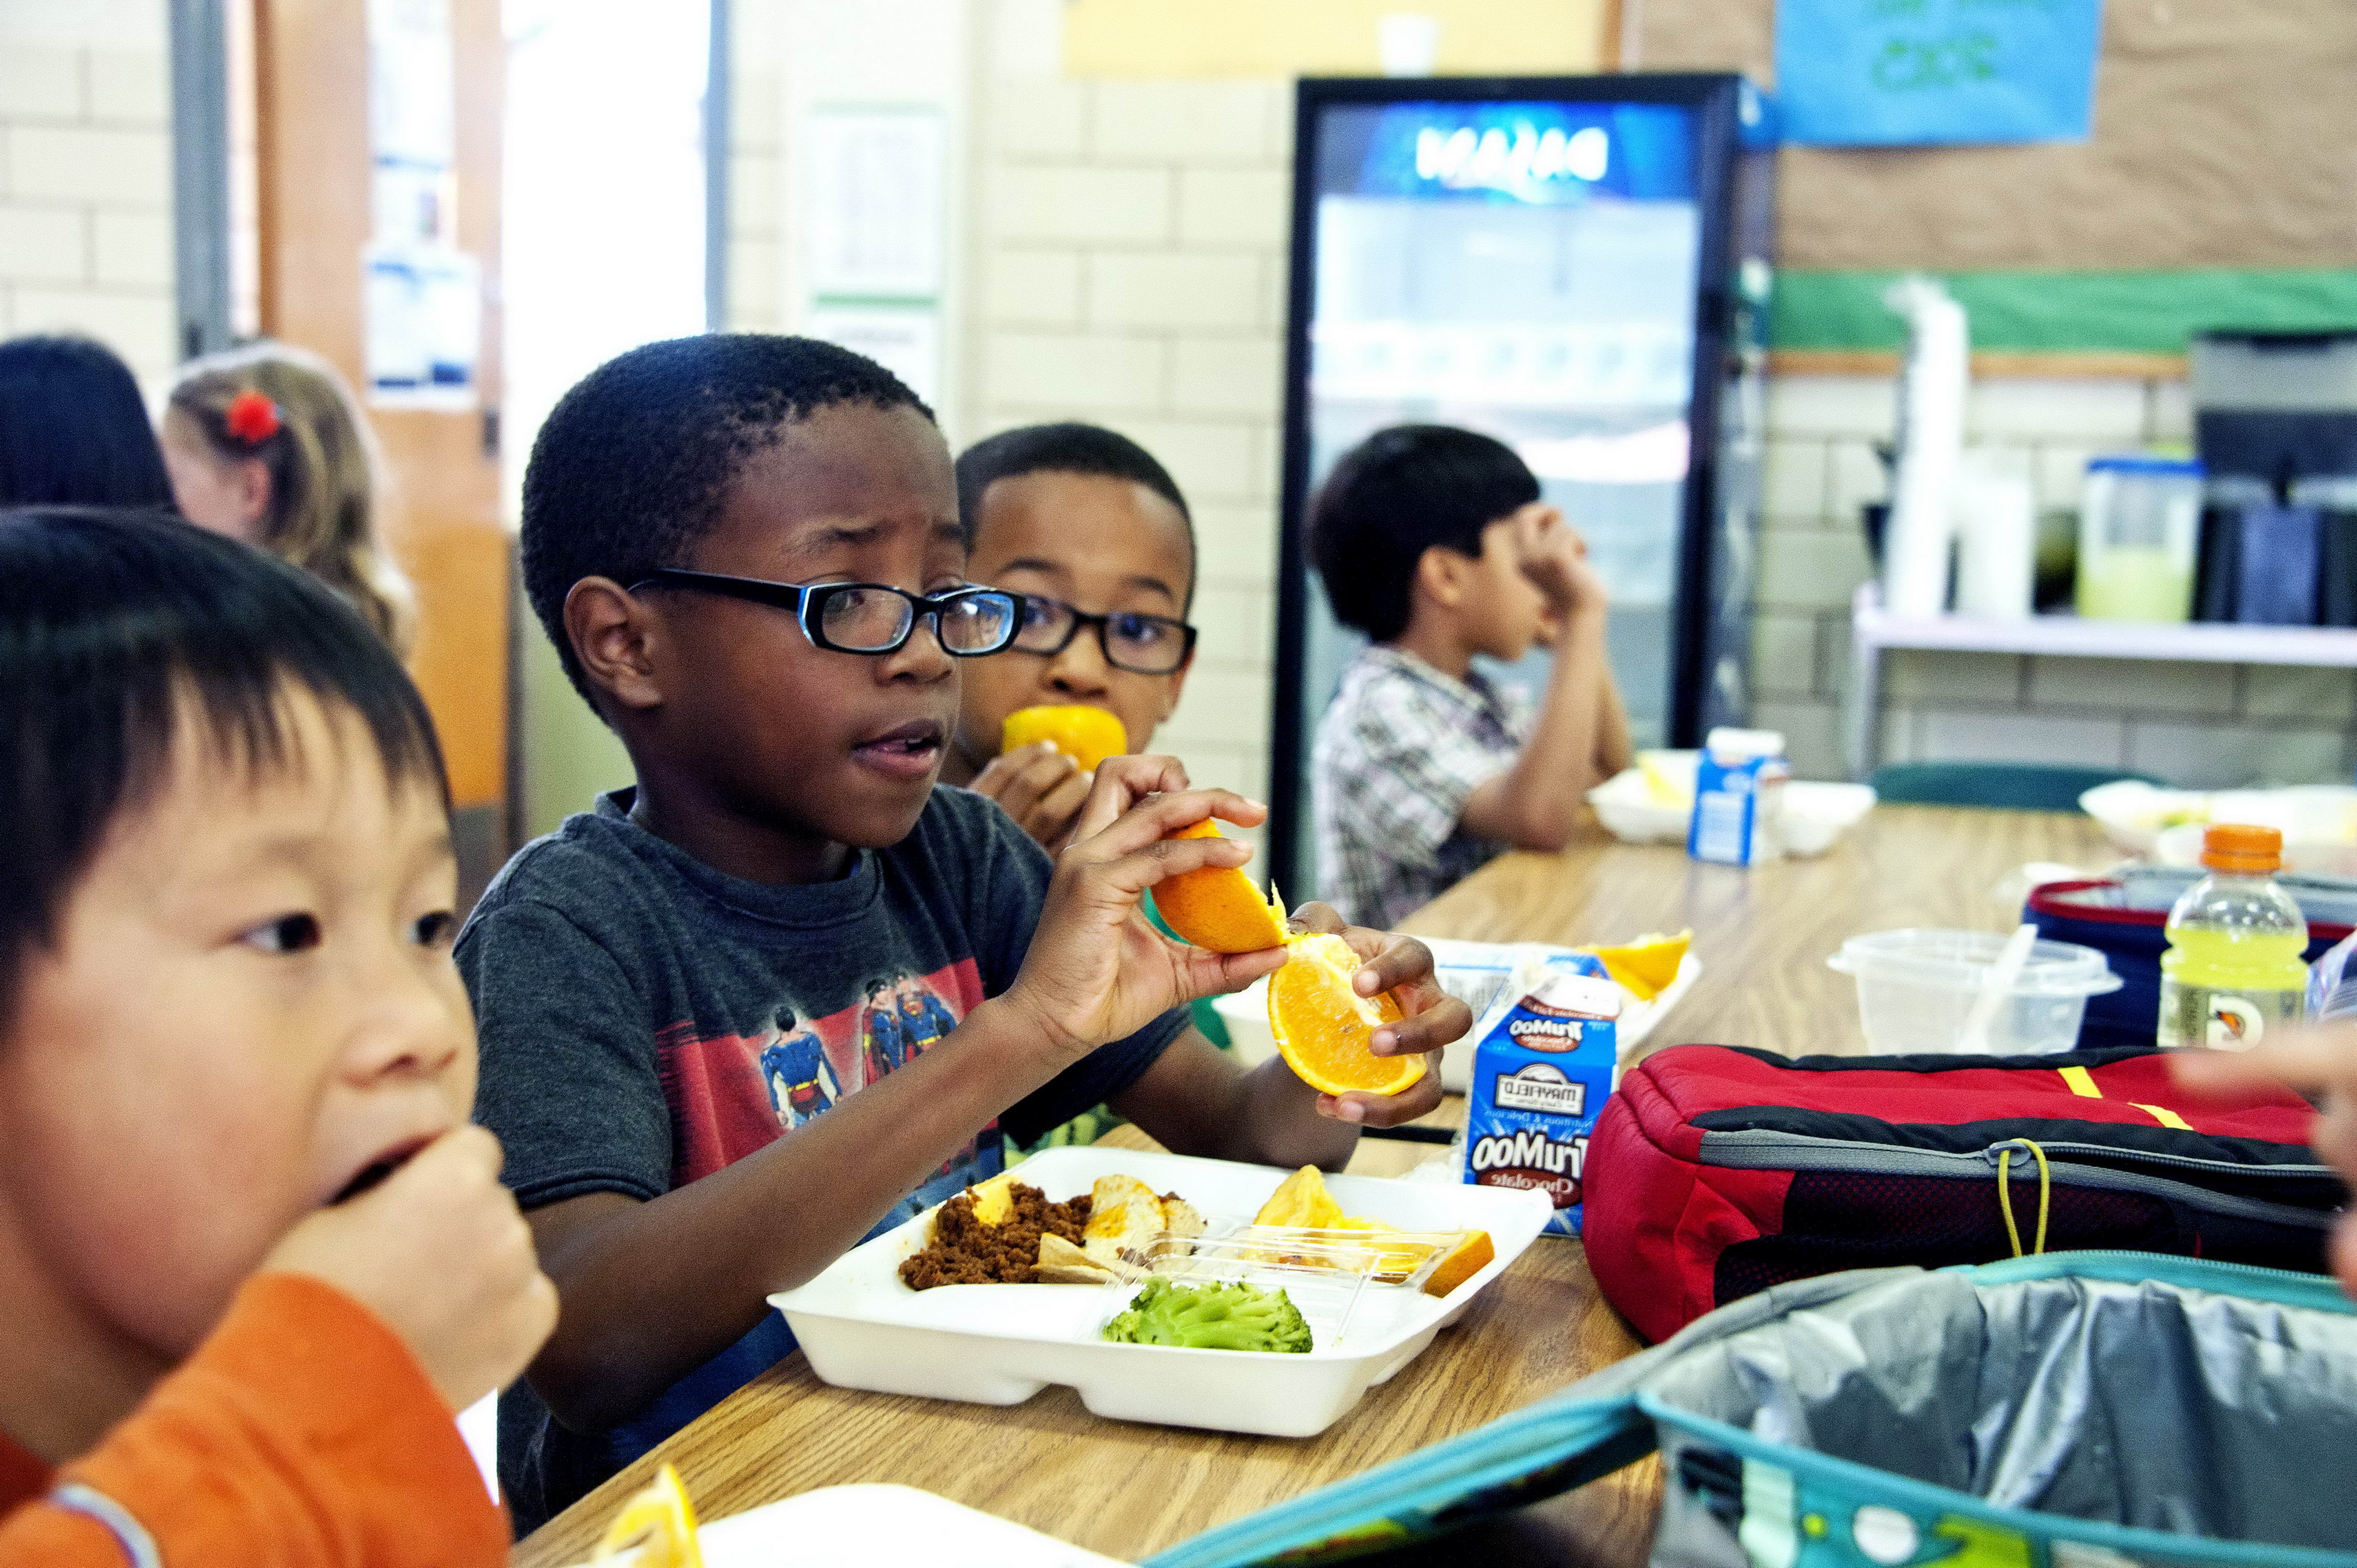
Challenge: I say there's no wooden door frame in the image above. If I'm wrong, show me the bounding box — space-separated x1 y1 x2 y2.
251 0 514 905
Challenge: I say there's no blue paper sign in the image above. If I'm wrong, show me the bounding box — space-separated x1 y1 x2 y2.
1775 0 2104 147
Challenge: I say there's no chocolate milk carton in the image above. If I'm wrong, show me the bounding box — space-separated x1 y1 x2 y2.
1460 951 1622 1237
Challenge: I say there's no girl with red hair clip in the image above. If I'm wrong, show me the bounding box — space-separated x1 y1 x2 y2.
161 345 415 654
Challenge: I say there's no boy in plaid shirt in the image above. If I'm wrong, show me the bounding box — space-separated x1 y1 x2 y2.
1308 426 1632 928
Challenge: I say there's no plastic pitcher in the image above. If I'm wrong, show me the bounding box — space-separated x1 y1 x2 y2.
2075 455 2204 621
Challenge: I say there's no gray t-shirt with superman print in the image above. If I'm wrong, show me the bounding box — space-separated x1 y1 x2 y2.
460 786 1184 1531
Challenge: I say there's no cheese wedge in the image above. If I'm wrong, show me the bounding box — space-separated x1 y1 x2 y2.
968 1171 1019 1227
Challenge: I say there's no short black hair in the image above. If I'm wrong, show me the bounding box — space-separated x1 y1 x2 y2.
520 333 934 703
0 507 447 1019
1307 425 1541 642
955 422 1196 609
0 335 174 510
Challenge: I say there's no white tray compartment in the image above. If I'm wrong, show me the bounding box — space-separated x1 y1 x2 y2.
770 1145 1552 1438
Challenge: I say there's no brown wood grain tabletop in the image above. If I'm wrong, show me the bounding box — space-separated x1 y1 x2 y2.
510 806 2111 1567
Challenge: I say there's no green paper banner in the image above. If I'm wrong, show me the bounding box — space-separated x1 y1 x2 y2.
1771 269 2357 355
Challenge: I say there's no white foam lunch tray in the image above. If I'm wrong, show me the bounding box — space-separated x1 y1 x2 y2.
574 1483 1129 1567
1586 751 1877 856
768 1145 1553 1439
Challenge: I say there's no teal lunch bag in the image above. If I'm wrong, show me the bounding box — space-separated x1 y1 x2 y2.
1151 1253 2357 1568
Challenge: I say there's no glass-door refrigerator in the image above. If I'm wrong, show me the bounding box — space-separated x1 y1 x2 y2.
1269 73 1775 900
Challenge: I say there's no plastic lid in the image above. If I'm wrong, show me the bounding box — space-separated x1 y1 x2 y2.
2088 454 2205 476
1826 929 2122 997
2202 822 2283 873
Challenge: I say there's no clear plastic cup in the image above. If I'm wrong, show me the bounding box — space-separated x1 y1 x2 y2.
1827 929 2122 1055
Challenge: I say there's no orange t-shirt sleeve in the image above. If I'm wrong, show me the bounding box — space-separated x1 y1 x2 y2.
0 1273 508 1567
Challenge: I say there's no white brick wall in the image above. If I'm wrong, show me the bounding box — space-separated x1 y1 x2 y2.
962 56 1292 832
1762 374 2357 788
947 11 2351 816
0 4 174 378
724 0 785 333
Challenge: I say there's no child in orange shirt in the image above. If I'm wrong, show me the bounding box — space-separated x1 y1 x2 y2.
0 507 555 1564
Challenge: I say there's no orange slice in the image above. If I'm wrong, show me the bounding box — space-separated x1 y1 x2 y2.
1419 1230 1496 1297
1001 704 1128 771
1268 933 1420 1098
1154 819 1289 954
594 1462 703 1568
1579 929 1691 1002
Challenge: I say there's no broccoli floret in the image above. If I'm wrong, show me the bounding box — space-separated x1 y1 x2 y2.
1099 1276 1313 1353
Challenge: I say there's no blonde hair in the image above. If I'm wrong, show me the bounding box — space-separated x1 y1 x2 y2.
168 344 417 654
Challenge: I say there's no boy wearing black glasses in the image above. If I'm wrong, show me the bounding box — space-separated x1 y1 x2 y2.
465 336 1467 1529
944 423 1199 853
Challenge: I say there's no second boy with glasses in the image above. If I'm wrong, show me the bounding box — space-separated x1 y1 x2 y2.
944 423 1203 853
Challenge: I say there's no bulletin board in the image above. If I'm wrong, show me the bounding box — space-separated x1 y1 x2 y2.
1635 0 2357 370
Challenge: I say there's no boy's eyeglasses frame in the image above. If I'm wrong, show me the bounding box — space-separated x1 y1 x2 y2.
628 568 1027 658
1009 592 1200 675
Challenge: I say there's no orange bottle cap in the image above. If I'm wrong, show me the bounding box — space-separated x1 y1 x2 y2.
2202 822 2283 873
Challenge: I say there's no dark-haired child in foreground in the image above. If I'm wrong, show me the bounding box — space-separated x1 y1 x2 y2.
944 421 1199 853
1310 425 1633 929
467 336 1472 1529
0 509 552 1564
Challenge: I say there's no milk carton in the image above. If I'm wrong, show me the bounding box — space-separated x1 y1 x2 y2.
1687 727 1789 866
1460 951 1622 1237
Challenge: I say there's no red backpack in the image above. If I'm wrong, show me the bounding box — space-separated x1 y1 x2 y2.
1583 1044 2342 1344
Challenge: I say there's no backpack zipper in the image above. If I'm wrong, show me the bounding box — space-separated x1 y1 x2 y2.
1694 1129 2338 1230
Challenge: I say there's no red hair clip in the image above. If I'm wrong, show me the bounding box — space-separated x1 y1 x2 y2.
224 389 282 446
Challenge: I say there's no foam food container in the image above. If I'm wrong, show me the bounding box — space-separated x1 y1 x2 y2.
572 1483 1127 1567
1589 752 1874 856
768 1145 1553 1439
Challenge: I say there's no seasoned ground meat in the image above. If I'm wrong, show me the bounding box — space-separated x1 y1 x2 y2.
898 1182 1092 1289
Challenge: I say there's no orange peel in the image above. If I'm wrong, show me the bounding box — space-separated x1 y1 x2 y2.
1001 704 1128 772
1153 819 1289 954
1419 1230 1496 1297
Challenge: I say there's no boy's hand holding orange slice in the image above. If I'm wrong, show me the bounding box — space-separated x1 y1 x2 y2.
1008 761 1296 1057
1008 758 1466 1121
1155 818 1470 1117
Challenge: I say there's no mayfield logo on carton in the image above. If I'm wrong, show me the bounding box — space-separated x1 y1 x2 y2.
1461 952 1622 1236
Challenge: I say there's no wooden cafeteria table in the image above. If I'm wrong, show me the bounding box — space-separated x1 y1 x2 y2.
513 807 2111 1567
